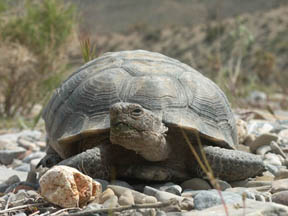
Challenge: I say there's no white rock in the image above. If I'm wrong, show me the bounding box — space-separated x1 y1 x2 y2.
119 189 135 205
188 200 288 216
264 153 282 166
108 185 155 204
39 165 102 208
103 195 118 208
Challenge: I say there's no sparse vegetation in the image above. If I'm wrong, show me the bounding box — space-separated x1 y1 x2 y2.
0 0 76 118
79 36 97 63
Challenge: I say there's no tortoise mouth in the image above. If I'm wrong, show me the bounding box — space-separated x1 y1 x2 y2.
111 121 137 133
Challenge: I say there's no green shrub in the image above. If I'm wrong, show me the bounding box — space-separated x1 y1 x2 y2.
0 0 76 117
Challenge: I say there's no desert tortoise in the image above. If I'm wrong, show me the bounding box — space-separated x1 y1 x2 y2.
39 50 265 182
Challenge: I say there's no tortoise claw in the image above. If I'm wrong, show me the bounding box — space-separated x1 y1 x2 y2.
36 153 62 168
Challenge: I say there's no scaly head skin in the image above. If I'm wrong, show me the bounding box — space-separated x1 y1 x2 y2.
110 102 169 161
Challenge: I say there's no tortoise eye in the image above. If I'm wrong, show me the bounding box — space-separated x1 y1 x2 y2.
131 108 143 116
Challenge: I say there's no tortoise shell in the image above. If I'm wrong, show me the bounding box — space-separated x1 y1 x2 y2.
43 50 237 158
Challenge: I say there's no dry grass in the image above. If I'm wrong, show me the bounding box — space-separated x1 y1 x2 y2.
181 129 230 216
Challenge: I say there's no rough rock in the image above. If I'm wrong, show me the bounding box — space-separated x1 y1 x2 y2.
264 153 283 166
271 178 288 194
193 190 242 210
181 178 212 190
103 195 119 208
256 145 271 155
270 141 287 159
188 200 288 216
0 167 28 183
275 168 288 180
226 187 271 201
247 120 275 135
144 186 194 210
279 129 288 139
249 133 278 153
236 118 248 144
144 186 184 202
22 152 46 163
0 147 26 165
39 165 102 208
119 189 135 205
14 163 30 172
216 179 231 191
108 185 157 204
154 182 182 195
100 188 115 204
272 191 288 206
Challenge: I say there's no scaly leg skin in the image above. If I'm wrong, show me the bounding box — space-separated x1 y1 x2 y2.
195 146 266 182
118 165 190 182
58 145 111 180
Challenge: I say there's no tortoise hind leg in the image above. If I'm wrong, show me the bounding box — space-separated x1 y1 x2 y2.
194 146 265 182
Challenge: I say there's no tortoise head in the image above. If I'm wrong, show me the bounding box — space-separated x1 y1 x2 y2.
109 102 169 161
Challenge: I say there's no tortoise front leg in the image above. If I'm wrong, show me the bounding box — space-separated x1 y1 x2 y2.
58 145 112 180
37 146 62 168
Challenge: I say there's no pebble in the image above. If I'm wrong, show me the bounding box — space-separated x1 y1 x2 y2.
0 147 26 165
244 134 256 146
144 186 184 202
18 138 39 151
100 188 115 204
14 163 30 172
193 190 242 210
181 178 212 190
156 182 182 195
226 187 271 201
256 145 271 155
272 191 288 206
0 167 28 183
119 189 135 205
275 168 288 180
0 130 42 144
85 202 103 212
142 196 158 204
265 163 279 175
236 119 248 144
22 151 46 163
14 213 27 216
271 178 288 193
264 153 282 166
249 133 278 153
103 195 119 208
270 141 287 159
279 129 288 139
215 179 231 190
247 120 275 135
108 185 156 204
189 200 288 216
39 165 102 208
0 175 20 193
